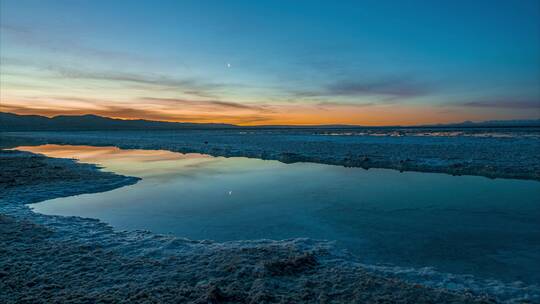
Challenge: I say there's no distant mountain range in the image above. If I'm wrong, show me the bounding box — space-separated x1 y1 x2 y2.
420 119 540 128
1 112 539 131
0 112 236 131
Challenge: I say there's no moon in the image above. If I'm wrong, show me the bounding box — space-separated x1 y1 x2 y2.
226 63 231 68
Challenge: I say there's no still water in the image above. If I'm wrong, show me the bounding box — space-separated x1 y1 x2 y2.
18 144 540 285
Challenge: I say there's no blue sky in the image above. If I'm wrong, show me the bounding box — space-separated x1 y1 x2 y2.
1 0 539 125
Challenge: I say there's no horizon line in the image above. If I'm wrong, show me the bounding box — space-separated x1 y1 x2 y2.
2 111 540 128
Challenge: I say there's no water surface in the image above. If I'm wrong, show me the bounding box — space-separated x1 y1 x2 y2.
19 144 540 286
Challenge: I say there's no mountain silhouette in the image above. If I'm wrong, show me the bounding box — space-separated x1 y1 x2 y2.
0 112 236 131
1 112 539 131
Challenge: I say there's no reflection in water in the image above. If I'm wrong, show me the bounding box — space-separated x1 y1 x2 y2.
18 144 540 286
15 144 218 179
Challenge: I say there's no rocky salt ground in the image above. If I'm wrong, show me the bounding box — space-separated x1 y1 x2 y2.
0 150 503 303
2 128 540 181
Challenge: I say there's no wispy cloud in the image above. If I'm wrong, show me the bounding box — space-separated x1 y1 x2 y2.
294 76 433 99
317 101 375 107
327 78 431 97
0 23 148 62
1 57 225 96
141 97 274 112
460 99 540 109
52 67 218 90
9 95 274 114
0 23 30 34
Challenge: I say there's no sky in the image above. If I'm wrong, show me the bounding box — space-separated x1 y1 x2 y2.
1 0 539 125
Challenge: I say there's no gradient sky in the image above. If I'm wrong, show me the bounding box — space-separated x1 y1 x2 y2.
1 0 539 125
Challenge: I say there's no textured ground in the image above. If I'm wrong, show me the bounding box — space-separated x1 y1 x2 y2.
2 128 539 181
0 150 504 303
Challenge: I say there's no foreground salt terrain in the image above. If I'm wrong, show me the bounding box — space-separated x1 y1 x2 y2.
0 150 505 303
3 127 540 181
1 129 539 303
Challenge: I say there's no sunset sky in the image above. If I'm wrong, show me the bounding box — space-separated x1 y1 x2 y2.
1 0 539 125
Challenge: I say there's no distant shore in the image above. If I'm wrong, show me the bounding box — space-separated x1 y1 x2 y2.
2 128 540 181
0 149 502 303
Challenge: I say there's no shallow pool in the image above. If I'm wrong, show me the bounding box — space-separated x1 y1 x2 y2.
19 144 540 286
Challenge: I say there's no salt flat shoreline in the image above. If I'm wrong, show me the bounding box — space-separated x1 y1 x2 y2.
2 129 539 181
0 149 506 303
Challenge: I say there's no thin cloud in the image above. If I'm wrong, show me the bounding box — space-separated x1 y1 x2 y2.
461 99 540 109
294 76 433 99
1 57 225 97
317 101 375 107
32 95 270 113
0 23 30 35
52 67 220 90
0 23 148 62
141 97 273 112
326 77 431 97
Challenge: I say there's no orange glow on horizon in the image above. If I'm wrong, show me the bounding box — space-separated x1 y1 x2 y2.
1 100 527 126
2 90 535 127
